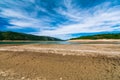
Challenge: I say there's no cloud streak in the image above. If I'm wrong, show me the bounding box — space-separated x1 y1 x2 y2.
0 0 120 39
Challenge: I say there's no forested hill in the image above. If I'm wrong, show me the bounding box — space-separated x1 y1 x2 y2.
0 31 62 41
70 33 120 40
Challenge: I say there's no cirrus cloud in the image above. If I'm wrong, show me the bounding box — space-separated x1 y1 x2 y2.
0 0 120 39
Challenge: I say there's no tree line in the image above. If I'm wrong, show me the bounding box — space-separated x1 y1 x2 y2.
0 31 61 41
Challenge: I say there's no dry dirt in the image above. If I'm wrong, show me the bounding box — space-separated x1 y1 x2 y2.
0 44 120 80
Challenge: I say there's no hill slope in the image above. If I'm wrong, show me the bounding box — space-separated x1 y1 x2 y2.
70 33 120 40
0 31 62 41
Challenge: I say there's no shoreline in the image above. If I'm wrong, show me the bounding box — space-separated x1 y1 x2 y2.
1 39 120 42
69 39 120 42
0 40 64 42
0 44 120 57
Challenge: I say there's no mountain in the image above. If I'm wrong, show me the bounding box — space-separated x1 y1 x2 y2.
0 31 62 41
70 33 120 40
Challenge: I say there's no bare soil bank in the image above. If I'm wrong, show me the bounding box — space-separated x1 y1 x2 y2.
69 39 120 42
0 44 120 80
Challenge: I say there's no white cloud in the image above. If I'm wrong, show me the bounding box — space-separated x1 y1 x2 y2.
38 1 120 39
1 9 26 18
0 0 52 29
0 0 120 39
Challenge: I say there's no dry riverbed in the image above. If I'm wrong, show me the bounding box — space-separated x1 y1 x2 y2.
0 44 120 80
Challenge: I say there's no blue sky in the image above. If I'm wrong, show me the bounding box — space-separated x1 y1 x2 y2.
0 0 120 39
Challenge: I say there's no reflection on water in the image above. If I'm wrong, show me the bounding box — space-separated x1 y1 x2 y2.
0 41 120 44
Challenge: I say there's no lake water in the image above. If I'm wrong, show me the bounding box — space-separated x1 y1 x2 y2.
0 41 120 44
0 41 75 44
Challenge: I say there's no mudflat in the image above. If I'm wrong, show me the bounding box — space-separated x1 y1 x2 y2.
0 44 120 80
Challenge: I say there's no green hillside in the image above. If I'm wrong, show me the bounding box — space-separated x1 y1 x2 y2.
0 31 62 41
70 33 120 40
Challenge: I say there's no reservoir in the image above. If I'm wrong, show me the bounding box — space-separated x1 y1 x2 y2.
0 41 120 44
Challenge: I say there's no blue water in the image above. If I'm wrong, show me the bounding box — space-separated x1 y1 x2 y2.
0 41 120 44
0 41 77 44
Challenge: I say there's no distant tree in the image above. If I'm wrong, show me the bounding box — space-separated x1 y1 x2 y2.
0 31 62 41
0 32 3 40
70 33 120 40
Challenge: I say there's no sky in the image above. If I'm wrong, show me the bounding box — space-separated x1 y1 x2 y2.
0 0 120 39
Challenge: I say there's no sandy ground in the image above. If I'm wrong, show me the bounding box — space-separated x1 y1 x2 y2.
0 44 120 80
69 39 120 43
